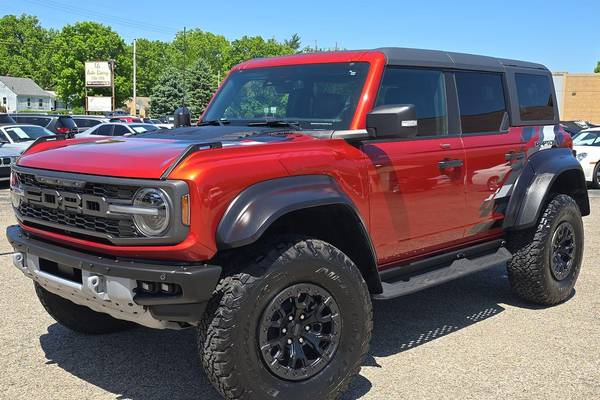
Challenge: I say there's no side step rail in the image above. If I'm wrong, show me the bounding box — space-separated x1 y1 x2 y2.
373 246 512 300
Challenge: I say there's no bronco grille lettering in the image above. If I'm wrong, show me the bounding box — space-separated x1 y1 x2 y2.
23 187 108 217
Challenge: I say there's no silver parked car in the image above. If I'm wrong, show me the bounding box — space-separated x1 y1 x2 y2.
0 124 55 152
77 122 160 137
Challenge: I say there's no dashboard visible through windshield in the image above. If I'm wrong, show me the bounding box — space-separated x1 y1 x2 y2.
202 62 370 130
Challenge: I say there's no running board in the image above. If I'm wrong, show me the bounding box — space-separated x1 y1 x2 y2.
373 246 512 300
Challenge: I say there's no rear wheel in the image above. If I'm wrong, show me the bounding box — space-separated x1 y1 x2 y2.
507 194 584 305
198 236 372 400
35 283 135 334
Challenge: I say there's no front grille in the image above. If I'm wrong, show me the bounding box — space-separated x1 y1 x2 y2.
19 202 138 238
16 172 138 200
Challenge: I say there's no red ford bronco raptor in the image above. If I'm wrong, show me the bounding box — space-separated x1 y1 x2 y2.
7 48 589 400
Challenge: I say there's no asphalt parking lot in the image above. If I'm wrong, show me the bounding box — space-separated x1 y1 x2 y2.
0 185 598 400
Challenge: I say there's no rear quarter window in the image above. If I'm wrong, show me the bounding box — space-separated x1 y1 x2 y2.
16 116 51 126
515 73 555 121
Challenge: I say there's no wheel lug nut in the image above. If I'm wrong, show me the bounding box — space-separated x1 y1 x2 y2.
282 328 287 333
299 338 304 344
300 315 305 320
305 326 310 331
288 316 293 321
287 339 292 345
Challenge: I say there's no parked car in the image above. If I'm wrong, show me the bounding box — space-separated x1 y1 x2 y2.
7 48 590 400
0 146 20 182
109 116 143 123
0 113 16 124
71 115 110 132
573 128 600 188
560 120 597 136
143 117 173 129
0 124 55 152
10 114 78 137
77 122 160 137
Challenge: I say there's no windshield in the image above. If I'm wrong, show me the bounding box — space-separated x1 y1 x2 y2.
203 62 370 130
130 124 158 133
4 125 53 142
573 131 600 146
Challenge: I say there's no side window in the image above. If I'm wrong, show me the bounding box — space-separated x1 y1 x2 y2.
112 125 130 136
455 72 507 134
375 68 447 136
515 73 555 121
95 125 113 136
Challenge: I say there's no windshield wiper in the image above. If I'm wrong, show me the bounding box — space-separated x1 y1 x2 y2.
246 120 302 130
198 119 230 126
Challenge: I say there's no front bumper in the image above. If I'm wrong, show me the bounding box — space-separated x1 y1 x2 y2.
7 225 221 329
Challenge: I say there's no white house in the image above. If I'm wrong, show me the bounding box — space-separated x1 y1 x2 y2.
0 76 56 112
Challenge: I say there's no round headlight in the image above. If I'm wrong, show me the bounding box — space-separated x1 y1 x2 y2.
132 188 170 237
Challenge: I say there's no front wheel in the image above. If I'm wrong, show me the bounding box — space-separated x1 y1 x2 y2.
591 162 600 189
198 236 373 400
507 194 584 305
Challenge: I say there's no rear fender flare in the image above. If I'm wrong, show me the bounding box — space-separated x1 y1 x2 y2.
504 148 590 230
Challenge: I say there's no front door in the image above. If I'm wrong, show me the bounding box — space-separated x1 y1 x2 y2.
363 68 468 265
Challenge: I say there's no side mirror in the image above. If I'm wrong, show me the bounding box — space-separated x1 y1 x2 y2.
366 104 418 138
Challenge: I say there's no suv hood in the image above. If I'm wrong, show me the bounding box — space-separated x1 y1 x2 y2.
16 125 296 179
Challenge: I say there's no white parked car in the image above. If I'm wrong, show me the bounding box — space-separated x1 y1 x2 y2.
0 124 55 152
77 122 160 137
573 128 600 188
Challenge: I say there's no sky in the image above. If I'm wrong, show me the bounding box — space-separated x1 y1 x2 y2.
1 0 598 73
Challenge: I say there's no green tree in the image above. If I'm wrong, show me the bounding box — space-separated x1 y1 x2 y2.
284 33 302 52
226 36 295 69
135 38 170 97
149 67 185 116
0 14 55 88
49 21 131 107
595 62 600 73
187 58 217 117
170 29 230 77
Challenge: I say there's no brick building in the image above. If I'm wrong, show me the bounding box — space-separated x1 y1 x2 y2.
553 72 600 123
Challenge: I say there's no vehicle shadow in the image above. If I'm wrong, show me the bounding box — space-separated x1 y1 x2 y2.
38 265 538 400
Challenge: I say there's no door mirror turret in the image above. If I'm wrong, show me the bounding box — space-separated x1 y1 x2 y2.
366 104 417 138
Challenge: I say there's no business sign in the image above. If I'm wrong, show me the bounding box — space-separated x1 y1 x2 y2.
85 61 112 87
87 96 112 112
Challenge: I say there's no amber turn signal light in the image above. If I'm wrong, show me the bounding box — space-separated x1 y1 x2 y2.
181 194 191 226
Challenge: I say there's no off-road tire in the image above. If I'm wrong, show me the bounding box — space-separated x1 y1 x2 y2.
35 283 135 334
198 236 373 400
507 194 584 305
592 162 600 189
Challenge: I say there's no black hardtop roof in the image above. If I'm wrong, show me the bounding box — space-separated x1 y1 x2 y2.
376 47 548 72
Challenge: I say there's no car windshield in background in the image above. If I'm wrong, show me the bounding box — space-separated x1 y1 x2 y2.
573 131 600 146
4 126 53 142
130 124 158 133
202 62 370 130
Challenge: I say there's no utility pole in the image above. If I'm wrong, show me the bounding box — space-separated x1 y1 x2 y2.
133 39 137 116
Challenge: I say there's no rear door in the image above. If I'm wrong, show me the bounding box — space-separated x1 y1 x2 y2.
457 71 525 239
363 68 468 264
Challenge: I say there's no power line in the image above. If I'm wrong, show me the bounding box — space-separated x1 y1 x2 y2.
22 0 179 35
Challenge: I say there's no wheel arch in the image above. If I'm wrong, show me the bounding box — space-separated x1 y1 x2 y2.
216 175 382 294
504 148 590 231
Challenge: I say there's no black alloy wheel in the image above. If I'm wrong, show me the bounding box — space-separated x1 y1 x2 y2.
258 283 341 381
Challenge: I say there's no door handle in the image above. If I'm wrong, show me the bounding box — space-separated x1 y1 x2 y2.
438 159 464 169
505 151 525 161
